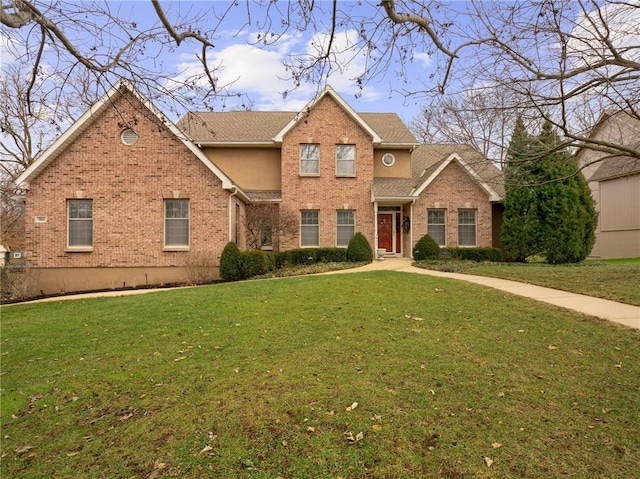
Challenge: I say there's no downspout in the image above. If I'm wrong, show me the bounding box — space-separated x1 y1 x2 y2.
228 186 238 243
373 201 379 252
410 199 416 259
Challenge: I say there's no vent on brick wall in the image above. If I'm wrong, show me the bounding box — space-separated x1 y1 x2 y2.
121 128 139 146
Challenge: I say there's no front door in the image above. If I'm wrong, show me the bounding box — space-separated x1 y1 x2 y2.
377 214 393 252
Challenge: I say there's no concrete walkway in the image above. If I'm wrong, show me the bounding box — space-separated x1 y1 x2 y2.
334 258 640 330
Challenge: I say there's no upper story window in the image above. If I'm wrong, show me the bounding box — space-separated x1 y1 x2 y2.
300 144 320 176
458 209 477 246
336 144 356 176
165 199 190 249
382 153 395 167
67 199 93 250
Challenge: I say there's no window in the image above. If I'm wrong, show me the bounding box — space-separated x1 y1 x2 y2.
427 209 446 246
336 145 356 176
68 199 93 249
165 199 190 248
382 153 395 167
458 209 477 246
337 210 355 246
260 225 273 250
301 210 319 247
300 144 320 175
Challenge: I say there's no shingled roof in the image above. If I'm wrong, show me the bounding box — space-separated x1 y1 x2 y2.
176 111 416 145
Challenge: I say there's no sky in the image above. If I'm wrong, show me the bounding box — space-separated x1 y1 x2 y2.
0 0 438 125
155 0 435 120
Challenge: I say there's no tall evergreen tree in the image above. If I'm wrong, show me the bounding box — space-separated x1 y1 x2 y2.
501 120 597 263
501 117 539 262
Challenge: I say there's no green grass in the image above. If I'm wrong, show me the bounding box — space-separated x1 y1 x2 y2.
458 260 640 306
1 272 639 478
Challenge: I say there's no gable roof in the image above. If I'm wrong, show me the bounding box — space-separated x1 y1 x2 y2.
177 87 417 147
274 86 382 143
372 144 504 201
15 80 247 199
576 110 640 181
590 156 640 182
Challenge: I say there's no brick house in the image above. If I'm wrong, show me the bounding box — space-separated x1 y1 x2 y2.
16 81 504 294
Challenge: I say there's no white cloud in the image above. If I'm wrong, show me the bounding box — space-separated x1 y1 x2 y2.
413 52 432 69
172 28 386 111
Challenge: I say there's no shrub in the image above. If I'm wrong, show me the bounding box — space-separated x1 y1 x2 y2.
442 247 503 262
346 232 373 262
413 234 441 260
239 250 275 278
219 242 242 281
316 247 347 263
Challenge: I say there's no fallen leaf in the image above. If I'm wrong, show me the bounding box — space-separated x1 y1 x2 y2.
345 431 364 444
66 451 80 457
199 445 214 455
372 424 382 431
547 345 558 350
492 442 503 449
326 410 335 416
307 426 316 432
483 456 494 467
15 445 34 454
174 357 186 362
498 391 505 397
346 402 359 412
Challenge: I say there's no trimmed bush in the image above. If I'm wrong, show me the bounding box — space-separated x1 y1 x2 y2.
219 242 242 281
239 250 275 278
346 232 373 262
442 247 503 262
413 234 441 260
316 247 347 263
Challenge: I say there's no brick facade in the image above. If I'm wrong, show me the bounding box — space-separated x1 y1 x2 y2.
279 95 376 251
24 92 231 292
413 161 493 248
19 84 502 294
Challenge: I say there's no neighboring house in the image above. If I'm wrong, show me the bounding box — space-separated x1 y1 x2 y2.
15 81 504 294
576 111 640 259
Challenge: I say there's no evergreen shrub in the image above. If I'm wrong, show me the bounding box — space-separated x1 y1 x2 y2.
220 242 242 281
346 233 373 262
413 234 441 260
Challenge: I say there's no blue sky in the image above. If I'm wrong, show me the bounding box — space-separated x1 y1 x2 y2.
116 0 435 120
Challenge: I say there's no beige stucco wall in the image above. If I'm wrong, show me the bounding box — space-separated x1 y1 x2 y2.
202 147 282 191
373 149 412 177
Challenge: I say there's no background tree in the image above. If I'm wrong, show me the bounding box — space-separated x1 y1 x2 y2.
502 120 597 263
2 0 638 178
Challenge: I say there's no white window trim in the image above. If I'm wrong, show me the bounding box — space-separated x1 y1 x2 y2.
66 199 93 252
300 210 320 247
336 210 356 247
427 208 447 247
164 199 190 251
336 144 356 177
300 144 320 177
458 208 477 247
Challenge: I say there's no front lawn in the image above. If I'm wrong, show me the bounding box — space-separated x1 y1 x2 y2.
1 272 638 478
461 259 640 306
